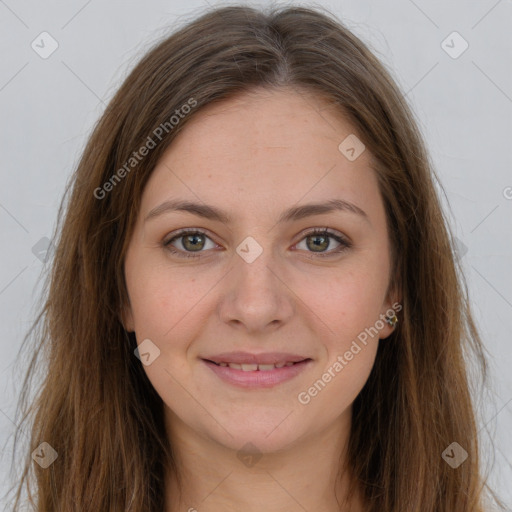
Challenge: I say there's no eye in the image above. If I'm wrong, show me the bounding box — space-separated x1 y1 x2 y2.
163 227 351 259
293 228 351 258
163 229 218 258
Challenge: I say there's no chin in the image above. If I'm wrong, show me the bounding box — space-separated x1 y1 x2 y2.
204 412 308 455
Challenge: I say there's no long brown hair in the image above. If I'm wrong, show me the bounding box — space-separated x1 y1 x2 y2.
8 4 494 511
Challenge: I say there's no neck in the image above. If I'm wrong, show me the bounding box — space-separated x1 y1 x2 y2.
164 410 363 512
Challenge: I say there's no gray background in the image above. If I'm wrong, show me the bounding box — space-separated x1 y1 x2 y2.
1 0 511 508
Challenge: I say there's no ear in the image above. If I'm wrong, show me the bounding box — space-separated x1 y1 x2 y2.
120 302 135 333
378 285 402 340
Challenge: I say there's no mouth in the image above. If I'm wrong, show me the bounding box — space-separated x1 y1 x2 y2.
204 359 310 371
201 357 313 388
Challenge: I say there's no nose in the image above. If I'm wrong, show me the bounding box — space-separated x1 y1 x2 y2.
217 243 294 334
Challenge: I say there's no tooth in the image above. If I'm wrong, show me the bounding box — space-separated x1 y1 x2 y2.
222 361 299 370
241 363 258 371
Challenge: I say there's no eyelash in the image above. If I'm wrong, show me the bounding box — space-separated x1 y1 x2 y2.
163 227 351 259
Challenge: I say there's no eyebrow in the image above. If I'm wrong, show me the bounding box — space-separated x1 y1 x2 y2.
144 198 369 224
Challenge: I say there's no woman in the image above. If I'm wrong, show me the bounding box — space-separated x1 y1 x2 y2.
9 4 496 511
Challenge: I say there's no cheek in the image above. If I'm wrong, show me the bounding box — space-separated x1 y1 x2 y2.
296 262 388 342
126 267 206 404
291 262 386 400
125 258 206 338
295 274 381 416
298 341 377 422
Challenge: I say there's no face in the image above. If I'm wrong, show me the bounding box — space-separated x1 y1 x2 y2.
123 87 397 454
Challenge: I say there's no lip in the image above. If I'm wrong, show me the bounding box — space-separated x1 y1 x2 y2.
201 357 313 389
203 351 309 365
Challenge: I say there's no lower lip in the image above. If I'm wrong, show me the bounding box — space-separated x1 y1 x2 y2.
202 359 312 388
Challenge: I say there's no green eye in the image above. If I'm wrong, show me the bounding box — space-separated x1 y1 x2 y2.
164 229 214 258
163 228 351 259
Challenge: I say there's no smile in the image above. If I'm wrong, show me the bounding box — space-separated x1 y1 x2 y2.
208 360 302 371
201 358 312 388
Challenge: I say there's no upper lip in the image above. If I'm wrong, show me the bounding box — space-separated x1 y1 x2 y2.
202 352 310 365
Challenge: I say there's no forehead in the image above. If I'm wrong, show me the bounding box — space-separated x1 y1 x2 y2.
139 87 381 222
169 86 356 160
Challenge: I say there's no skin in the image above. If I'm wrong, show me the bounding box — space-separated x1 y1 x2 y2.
122 86 398 512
